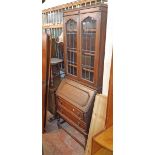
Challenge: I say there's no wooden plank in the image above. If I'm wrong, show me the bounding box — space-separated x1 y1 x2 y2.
84 94 108 155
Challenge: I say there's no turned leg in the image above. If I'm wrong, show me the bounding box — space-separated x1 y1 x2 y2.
57 114 61 129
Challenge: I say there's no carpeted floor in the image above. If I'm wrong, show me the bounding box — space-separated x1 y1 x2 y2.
42 111 85 155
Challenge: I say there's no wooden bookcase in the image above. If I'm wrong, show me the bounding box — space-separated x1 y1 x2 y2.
54 4 108 147
63 4 107 92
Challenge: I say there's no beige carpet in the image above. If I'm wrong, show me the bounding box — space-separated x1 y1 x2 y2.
42 111 85 155
43 129 84 155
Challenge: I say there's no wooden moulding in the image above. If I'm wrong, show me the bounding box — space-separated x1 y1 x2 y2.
84 94 108 155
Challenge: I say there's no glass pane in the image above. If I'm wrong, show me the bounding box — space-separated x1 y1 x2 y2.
67 51 77 65
67 33 77 49
82 54 94 68
82 69 94 82
82 33 95 51
82 17 96 52
66 19 77 76
68 66 77 76
82 17 96 31
66 20 77 49
81 16 96 82
67 20 77 31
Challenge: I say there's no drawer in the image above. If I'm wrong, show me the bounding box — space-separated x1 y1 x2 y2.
57 105 87 131
56 96 84 120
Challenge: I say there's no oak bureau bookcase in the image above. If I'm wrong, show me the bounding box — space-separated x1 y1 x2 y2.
56 4 107 146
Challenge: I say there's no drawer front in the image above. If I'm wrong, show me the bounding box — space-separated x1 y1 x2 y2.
57 104 87 131
56 96 84 120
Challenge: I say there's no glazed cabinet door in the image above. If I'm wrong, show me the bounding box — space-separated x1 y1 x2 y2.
64 15 80 79
79 12 101 87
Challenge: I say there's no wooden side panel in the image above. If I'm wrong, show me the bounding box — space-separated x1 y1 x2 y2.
42 33 47 133
97 9 107 91
42 32 51 133
105 58 113 129
42 33 47 82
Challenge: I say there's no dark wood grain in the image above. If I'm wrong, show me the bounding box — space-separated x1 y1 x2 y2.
42 32 51 133
63 5 107 92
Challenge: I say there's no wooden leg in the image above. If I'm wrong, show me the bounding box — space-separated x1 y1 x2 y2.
57 114 61 129
57 115 87 148
84 134 88 148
